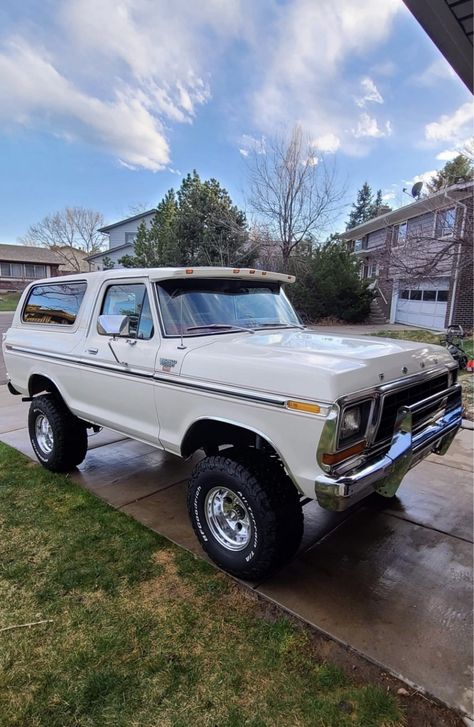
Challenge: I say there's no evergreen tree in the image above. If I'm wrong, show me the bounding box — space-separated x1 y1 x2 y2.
346 182 374 229
370 189 384 217
175 171 254 266
428 154 474 192
120 171 255 268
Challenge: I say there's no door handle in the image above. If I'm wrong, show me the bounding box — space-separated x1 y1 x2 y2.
87 347 98 354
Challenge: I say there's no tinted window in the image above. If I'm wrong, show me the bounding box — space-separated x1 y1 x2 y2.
23 282 87 325
101 283 154 339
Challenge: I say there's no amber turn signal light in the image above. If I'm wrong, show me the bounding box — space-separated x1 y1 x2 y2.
321 440 366 466
287 400 321 414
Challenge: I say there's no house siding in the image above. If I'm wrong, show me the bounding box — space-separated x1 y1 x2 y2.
107 213 155 249
344 183 473 330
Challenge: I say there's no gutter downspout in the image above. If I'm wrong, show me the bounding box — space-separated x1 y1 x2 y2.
443 191 467 326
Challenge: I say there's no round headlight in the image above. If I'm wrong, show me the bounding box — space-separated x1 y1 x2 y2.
340 406 361 440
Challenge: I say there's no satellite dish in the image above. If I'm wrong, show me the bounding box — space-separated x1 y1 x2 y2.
411 181 423 199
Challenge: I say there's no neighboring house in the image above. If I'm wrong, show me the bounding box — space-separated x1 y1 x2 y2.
0 244 61 292
343 181 473 330
53 245 98 274
86 209 157 269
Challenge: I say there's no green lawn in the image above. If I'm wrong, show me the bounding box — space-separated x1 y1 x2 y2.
0 443 402 727
0 291 21 312
370 328 473 420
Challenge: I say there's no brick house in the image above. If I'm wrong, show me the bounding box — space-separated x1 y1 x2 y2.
0 244 61 292
86 209 157 269
343 181 473 331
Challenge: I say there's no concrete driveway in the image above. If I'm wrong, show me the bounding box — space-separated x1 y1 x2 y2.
0 385 472 719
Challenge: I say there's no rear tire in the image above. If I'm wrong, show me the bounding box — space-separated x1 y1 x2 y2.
187 448 303 580
28 395 88 472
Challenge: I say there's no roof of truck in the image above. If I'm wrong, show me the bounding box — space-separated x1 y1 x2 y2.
42 267 296 284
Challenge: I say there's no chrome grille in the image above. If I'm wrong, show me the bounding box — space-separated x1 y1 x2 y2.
374 373 450 444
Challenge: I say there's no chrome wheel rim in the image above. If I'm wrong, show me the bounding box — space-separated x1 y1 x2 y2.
35 414 54 454
204 487 252 551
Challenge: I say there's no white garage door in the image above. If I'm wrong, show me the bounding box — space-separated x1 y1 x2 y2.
395 279 449 330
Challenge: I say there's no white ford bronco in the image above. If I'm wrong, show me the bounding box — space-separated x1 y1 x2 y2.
3 267 462 579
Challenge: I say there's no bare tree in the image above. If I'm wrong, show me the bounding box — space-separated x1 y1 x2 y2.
247 125 345 270
20 207 106 272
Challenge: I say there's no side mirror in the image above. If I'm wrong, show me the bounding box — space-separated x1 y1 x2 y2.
97 314 130 337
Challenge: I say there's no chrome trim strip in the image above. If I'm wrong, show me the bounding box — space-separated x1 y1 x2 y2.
5 344 288 409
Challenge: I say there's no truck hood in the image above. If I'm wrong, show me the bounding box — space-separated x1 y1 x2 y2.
180 330 455 402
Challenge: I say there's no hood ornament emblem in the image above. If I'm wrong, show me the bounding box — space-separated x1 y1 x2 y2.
379 373 384 381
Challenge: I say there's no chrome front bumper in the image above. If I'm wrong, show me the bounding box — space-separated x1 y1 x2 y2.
315 383 463 512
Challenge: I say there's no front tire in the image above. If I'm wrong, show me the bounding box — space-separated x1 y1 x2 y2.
28 395 88 472
187 449 303 580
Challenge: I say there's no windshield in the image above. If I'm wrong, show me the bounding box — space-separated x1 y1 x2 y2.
156 279 300 336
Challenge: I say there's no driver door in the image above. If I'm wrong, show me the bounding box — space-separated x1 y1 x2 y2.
79 279 161 443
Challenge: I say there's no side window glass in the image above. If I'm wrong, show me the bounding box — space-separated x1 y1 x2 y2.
23 282 87 325
101 283 154 340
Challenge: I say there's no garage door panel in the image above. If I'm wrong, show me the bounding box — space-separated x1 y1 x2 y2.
395 279 449 330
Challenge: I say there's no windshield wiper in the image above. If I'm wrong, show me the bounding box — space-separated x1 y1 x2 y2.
186 324 256 334
254 323 306 331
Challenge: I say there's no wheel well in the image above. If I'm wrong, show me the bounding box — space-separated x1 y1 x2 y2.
181 419 279 459
28 374 63 400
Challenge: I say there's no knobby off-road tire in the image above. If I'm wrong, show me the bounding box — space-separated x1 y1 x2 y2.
28 395 88 472
187 448 304 581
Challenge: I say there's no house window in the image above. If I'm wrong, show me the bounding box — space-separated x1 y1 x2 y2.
23 282 87 325
24 264 47 278
422 290 436 301
125 232 137 244
400 289 409 299
354 239 363 252
437 290 448 302
435 207 456 238
368 261 378 278
409 289 422 301
394 222 407 246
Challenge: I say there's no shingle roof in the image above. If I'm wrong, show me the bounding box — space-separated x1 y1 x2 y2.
0 244 61 264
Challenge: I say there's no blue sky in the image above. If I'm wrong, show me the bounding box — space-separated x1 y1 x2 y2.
0 0 472 241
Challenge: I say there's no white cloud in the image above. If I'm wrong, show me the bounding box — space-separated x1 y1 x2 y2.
413 58 456 87
238 134 266 156
0 0 241 170
436 149 459 161
352 113 392 138
250 0 401 153
311 133 341 153
355 77 383 107
425 102 474 143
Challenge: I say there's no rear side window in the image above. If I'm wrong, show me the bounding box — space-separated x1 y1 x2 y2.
23 282 87 325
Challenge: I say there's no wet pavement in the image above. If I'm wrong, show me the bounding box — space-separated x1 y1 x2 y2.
0 384 472 718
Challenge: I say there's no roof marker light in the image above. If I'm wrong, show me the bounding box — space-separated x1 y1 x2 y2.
185 268 193 274
249 269 256 274
233 268 240 273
